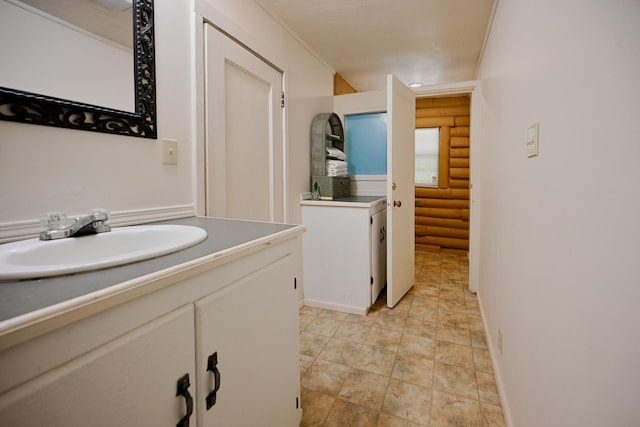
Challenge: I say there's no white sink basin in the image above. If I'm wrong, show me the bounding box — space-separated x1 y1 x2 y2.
0 225 208 280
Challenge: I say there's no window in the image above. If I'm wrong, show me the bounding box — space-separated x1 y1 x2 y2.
415 127 439 187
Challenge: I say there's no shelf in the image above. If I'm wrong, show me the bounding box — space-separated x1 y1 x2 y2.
326 133 343 143
310 112 350 199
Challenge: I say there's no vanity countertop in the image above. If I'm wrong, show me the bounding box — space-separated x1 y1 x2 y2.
300 196 386 208
0 217 304 325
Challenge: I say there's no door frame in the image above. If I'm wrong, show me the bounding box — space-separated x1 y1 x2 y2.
413 80 482 293
193 2 289 222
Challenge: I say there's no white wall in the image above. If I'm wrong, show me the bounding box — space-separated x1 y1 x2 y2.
0 0 333 238
0 0 195 236
475 1 640 425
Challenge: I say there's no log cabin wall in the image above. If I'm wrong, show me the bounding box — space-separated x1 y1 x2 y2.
334 73 358 95
415 95 470 253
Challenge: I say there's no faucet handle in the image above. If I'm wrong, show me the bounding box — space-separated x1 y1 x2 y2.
40 211 68 231
90 208 110 223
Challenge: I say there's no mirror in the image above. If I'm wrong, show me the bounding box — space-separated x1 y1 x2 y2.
0 0 156 138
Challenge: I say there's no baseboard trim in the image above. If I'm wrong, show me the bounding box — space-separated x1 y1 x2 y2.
0 205 197 243
477 291 514 427
302 298 368 316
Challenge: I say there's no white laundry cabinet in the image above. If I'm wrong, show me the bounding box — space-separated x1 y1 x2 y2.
301 196 387 314
0 219 303 426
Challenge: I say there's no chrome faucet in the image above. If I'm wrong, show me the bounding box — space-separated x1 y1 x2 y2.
39 211 111 241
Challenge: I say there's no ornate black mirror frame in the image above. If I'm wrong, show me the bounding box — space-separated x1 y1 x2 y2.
0 0 157 139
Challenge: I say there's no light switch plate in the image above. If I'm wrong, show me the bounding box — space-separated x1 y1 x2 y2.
162 138 178 165
526 122 539 158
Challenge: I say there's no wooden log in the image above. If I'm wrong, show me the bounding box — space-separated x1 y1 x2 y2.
450 168 470 179
425 226 469 239
450 158 470 168
450 179 470 189
415 187 452 199
450 188 470 199
416 207 461 219
450 127 470 137
416 117 455 127
415 198 469 209
416 235 469 250
334 73 357 95
416 243 468 256
415 243 443 252
450 137 470 148
461 209 470 221
416 105 470 118
415 224 428 236
415 98 433 108
455 115 470 126
441 247 469 256
439 126 450 189
414 216 469 229
431 96 469 107
415 187 470 200
450 147 470 158
416 96 469 108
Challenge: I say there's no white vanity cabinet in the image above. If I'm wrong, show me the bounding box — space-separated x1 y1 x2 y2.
0 219 303 427
301 197 386 314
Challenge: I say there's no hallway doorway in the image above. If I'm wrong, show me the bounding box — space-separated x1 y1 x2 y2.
415 95 471 254
413 81 482 294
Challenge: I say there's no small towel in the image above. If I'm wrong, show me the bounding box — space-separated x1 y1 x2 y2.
327 167 347 173
326 159 348 177
326 147 347 161
326 160 348 169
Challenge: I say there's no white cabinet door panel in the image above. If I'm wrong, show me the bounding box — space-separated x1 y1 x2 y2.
205 24 284 222
195 254 300 426
0 305 196 427
371 208 387 304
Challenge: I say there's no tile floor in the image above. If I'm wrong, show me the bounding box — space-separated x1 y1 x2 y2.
298 250 506 426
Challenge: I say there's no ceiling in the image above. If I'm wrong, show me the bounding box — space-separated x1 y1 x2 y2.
256 0 496 92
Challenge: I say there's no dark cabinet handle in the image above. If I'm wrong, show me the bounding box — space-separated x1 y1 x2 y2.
206 352 221 410
176 374 193 427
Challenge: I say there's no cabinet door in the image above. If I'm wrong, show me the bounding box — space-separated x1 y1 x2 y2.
302 205 372 313
195 254 300 427
0 305 196 427
371 209 387 304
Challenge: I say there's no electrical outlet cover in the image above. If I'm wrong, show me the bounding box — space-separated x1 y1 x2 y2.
162 139 178 165
526 122 539 158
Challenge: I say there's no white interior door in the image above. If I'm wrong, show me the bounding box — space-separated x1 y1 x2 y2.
205 24 284 222
386 75 416 307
